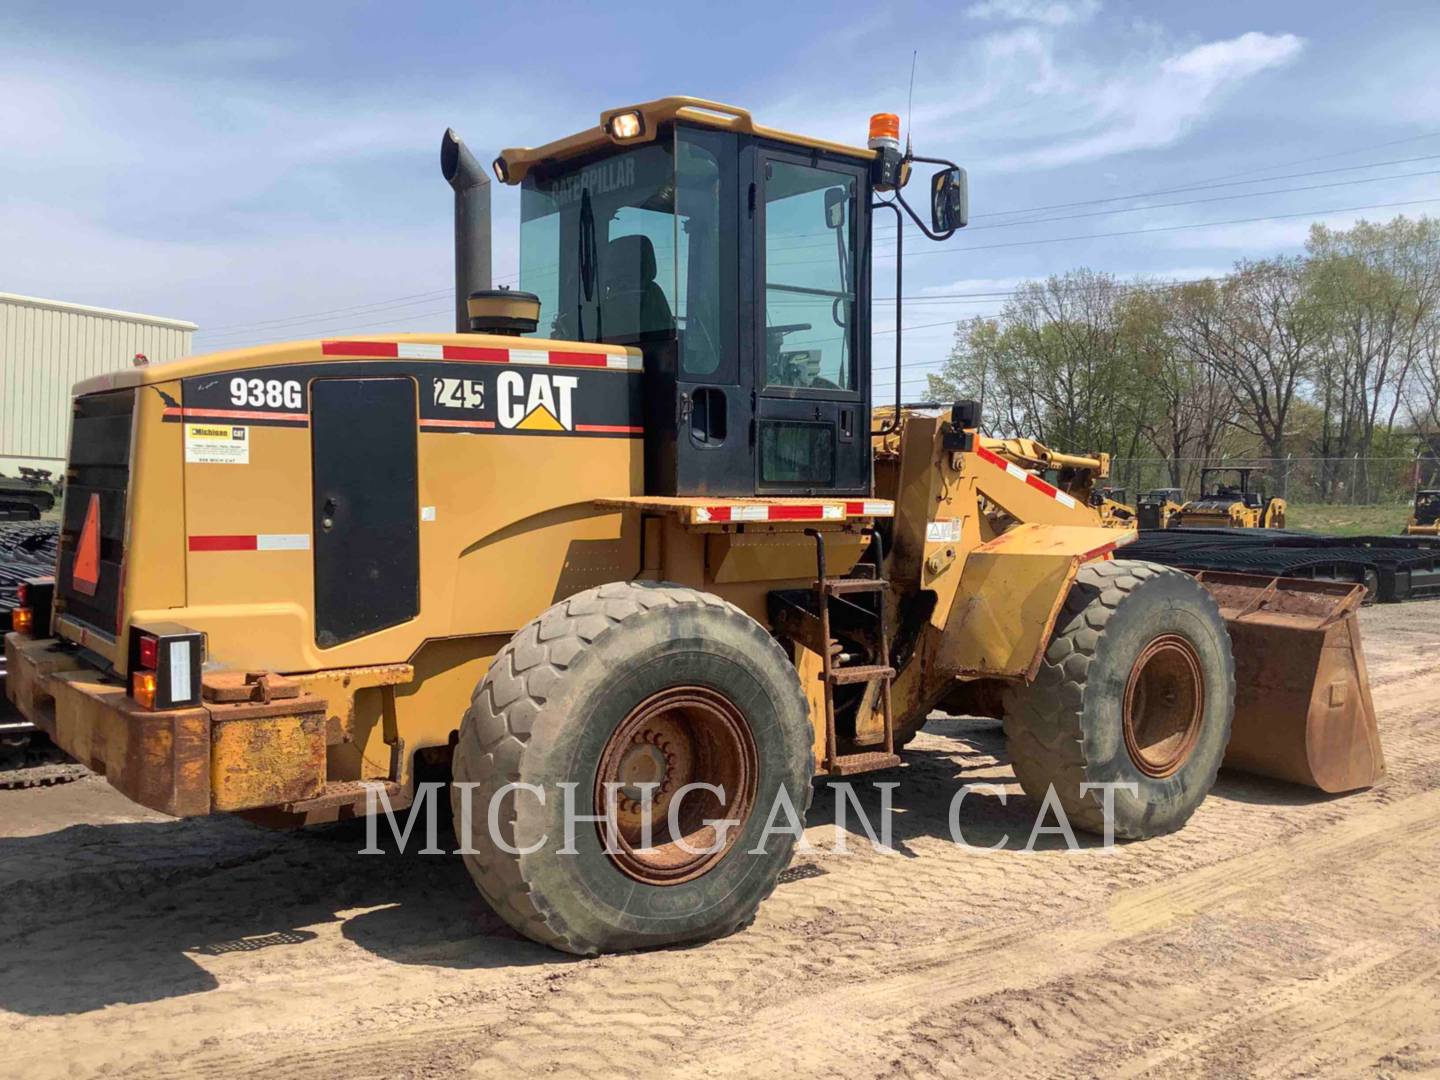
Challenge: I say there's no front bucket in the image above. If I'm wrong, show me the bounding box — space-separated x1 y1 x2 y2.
1194 571 1385 793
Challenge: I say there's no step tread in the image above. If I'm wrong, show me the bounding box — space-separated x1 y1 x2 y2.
828 752 902 776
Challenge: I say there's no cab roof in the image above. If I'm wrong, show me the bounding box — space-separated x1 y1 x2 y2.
494 96 877 185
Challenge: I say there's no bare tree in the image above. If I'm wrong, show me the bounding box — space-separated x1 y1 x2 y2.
1172 259 1318 463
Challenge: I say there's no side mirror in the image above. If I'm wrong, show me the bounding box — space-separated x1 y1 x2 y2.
931 167 968 233
824 187 847 230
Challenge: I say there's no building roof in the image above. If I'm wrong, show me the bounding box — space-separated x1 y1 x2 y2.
0 291 198 331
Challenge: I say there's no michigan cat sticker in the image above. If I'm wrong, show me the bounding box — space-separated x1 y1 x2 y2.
185 423 250 464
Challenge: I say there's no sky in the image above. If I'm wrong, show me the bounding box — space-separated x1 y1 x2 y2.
3 0 1440 395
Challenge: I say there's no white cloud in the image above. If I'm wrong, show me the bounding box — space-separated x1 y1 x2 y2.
996 32 1305 169
965 0 1101 27
764 29 1305 177
1162 31 1303 83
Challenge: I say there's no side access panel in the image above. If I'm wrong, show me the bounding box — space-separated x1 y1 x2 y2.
311 377 420 647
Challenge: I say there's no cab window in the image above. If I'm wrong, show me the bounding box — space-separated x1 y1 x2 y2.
762 161 857 391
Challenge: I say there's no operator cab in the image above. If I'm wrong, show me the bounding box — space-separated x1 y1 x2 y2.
490 98 967 498
1415 489 1440 527
1201 467 1264 509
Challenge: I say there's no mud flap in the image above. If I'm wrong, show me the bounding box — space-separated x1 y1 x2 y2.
1195 571 1384 793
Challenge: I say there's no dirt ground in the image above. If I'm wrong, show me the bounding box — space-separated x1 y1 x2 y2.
3 603 1439 1080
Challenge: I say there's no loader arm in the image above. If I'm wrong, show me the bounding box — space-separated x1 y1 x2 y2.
878 415 1135 740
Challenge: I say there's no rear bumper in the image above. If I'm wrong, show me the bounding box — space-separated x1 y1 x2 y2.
4 632 327 817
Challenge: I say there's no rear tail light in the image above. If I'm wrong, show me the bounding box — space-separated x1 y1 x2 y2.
127 622 205 709
13 577 53 637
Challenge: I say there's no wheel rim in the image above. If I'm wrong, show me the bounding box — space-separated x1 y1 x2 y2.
1122 634 1205 778
594 686 758 886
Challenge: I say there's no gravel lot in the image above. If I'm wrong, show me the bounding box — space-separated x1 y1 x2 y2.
2 601 1437 1079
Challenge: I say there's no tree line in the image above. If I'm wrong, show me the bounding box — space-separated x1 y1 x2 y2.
926 215 1440 503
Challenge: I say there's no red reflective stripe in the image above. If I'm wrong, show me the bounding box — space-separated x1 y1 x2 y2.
441 344 510 363
1079 541 1117 562
321 341 397 357
845 501 864 515
189 535 257 551
975 445 1006 469
419 417 497 428
183 407 309 422
765 505 826 520
573 423 643 434
1025 472 1060 498
547 351 608 368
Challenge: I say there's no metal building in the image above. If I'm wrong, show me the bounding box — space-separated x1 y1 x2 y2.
1 292 196 471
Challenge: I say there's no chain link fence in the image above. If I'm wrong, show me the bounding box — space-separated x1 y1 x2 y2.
1106 457 1430 505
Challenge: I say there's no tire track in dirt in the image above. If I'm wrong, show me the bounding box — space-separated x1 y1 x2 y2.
3 604 1437 1079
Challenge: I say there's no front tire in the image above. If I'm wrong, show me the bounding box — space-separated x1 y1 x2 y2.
451 582 814 955
1001 560 1234 839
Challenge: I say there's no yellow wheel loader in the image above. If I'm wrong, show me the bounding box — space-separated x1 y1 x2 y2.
5 98 1383 956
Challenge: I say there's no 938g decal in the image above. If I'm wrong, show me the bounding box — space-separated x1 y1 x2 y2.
169 355 642 437
230 377 303 410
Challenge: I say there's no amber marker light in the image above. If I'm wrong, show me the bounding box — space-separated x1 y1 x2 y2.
868 112 901 151
131 670 158 710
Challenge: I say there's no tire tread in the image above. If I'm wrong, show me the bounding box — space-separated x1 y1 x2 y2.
451 581 814 954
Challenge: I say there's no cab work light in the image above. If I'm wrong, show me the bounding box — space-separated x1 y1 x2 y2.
606 110 644 141
127 622 205 710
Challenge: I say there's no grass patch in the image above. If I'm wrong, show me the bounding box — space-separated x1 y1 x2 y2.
1285 502 1411 536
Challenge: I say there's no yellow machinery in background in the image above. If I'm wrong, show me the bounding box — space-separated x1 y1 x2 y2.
1405 489 1440 535
1175 468 1286 529
1137 487 1184 530
5 97 1380 957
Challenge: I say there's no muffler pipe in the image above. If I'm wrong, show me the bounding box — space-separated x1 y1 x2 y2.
440 128 492 333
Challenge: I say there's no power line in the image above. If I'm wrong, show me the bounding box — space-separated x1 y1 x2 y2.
894 197 1440 259
193 148 1440 342
196 288 451 335
194 268 523 340
765 169 1440 264
972 150 1440 223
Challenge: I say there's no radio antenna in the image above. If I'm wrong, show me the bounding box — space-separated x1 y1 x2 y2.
905 50 917 157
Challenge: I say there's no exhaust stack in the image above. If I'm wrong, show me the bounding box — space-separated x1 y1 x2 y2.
440 128 492 333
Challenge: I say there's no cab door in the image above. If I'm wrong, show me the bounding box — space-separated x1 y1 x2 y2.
751 148 870 495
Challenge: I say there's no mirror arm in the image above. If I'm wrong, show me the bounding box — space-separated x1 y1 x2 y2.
903 153 966 238
908 152 961 171
892 186 956 242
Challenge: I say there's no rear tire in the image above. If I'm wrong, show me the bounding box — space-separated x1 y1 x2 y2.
451 581 814 955
1001 559 1234 839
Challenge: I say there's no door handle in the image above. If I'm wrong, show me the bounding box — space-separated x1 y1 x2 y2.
321 497 337 531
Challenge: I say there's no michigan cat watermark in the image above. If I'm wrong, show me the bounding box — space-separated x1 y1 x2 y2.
357 779 1140 856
